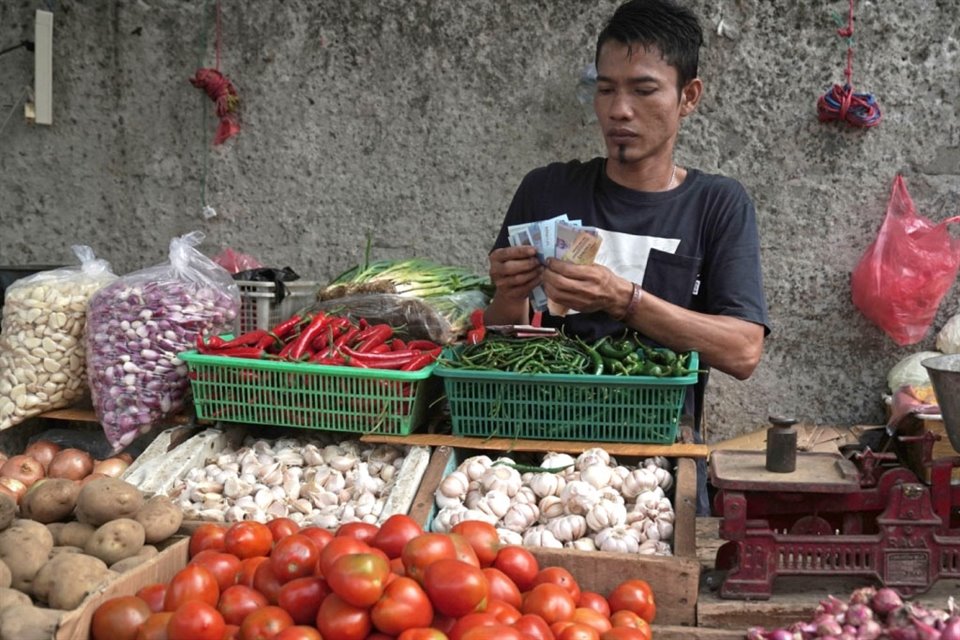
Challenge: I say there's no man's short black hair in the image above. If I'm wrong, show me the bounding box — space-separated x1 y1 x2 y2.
596 0 703 89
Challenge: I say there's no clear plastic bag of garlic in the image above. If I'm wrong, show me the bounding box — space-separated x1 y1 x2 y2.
0 246 116 430
432 447 675 556
168 435 408 528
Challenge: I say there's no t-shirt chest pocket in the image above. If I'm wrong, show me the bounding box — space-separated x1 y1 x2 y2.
641 249 702 309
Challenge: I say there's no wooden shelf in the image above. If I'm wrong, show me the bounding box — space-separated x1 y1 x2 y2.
36 406 191 426
360 432 708 458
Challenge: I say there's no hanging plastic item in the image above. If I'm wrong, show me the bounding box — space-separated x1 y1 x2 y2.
851 175 960 345
190 0 239 145
816 0 881 128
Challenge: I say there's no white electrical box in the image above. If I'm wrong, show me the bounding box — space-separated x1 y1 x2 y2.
33 9 53 125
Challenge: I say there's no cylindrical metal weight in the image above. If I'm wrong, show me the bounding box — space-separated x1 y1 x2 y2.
766 416 799 473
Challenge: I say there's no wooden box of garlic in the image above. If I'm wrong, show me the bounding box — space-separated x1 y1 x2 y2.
121 424 433 528
415 445 700 626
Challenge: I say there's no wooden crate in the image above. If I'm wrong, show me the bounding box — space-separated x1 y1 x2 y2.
408 445 701 626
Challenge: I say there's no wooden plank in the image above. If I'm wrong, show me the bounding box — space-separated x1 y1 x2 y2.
360 432 708 458
38 406 191 425
407 445 454 527
652 625 742 640
673 457 697 558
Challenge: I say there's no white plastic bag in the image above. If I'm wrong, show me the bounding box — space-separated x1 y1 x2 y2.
0 246 116 430
86 232 239 450
936 313 960 354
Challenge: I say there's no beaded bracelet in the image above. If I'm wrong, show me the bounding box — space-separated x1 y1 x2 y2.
617 282 643 322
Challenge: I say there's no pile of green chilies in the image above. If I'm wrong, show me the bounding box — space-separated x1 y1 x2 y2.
443 336 597 375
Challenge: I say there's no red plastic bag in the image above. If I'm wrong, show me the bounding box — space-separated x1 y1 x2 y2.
212 248 264 274
851 175 960 345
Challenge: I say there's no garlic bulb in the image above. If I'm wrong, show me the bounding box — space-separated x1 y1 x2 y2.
580 463 613 489
567 537 597 551
546 514 588 542
464 488 484 510
595 525 641 553
502 502 540 533
597 486 625 505
585 499 628 532
609 465 629 491
476 491 512 520
497 528 524 546
433 506 467 533
538 495 564 522
458 455 493 482
540 452 576 472
651 466 674 491
523 525 563 549
621 467 658 499
437 470 469 501
643 456 670 471
576 447 612 470
513 486 537 505
481 465 522 497
529 472 566 498
560 480 600 516
638 540 673 556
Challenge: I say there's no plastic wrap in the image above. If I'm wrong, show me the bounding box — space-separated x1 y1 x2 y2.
86 232 239 450
305 289 489 345
0 246 116 430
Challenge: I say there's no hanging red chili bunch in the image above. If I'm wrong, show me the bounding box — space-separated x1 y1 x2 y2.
816 0 882 128
190 0 240 145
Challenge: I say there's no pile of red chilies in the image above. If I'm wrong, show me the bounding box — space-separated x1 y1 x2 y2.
194 312 442 371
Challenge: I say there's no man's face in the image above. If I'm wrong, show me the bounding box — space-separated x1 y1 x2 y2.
593 41 695 166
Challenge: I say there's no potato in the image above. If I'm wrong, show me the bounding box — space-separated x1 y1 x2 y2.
109 543 159 573
49 545 84 558
135 495 183 544
46 521 66 542
0 494 15 531
0 586 30 610
0 559 10 589
0 604 64 639
33 552 113 609
20 478 80 523
0 519 54 592
75 477 144 526
57 521 96 548
84 518 145 565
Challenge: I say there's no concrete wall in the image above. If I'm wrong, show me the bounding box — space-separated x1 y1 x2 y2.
1 0 958 441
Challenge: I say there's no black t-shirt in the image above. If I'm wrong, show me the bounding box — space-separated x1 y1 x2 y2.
493 158 771 341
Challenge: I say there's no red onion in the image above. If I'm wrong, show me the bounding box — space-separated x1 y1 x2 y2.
764 630 794 640
48 448 94 480
0 477 27 503
872 588 904 615
859 620 883 640
941 618 960 640
850 586 878 605
0 454 45 487
817 615 844 636
846 603 874 627
24 440 60 471
745 627 767 640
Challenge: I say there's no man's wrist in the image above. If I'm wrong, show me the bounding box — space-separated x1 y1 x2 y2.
615 282 643 322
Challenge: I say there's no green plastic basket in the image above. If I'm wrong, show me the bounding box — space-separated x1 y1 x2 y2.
434 349 698 443
180 350 439 435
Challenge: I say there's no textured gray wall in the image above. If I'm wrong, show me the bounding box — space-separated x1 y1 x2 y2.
1 1 958 441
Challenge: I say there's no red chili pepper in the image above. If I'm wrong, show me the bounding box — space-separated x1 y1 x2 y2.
390 338 407 351
400 349 441 371
467 309 486 344
334 326 362 349
217 329 268 349
272 314 304 340
214 346 265 359
406 339 440 351
287 313 331 360
339 346 418 369
355 324 393 352
310 353 345 366
369 343 391 354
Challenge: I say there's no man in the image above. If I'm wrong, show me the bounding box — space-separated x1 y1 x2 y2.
485 0 770 513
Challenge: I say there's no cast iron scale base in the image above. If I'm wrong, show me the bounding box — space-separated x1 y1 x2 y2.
710 432 960 599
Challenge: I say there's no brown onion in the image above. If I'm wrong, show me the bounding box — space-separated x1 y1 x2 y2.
80 472 109 487
92 457 130 478
47 448 94 481
0 476 27 503
116 452 135 465
24 440 61 471
0 454 45 487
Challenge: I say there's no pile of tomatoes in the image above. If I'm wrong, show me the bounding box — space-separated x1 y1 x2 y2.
89 515 656 640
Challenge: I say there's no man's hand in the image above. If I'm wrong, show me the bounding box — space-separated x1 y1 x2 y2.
541 258 628 315
489 246 542 302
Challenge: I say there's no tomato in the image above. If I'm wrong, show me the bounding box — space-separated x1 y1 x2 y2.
190 524 227 557
192 550 242 591
533 567 581 604
571 608 612 634
391 556 406 576
222 624 240 640
91 595 152 640
224 522 273 559
318 535 371 578
401 533 457 583
136 583 168 613
556 623 600 640
270 534 320 583
485 599 522 625
326 551 391 607
236 556 268 588
238 605 294 640
608 611 649 632
482 567 522 609
371 514 423 559
267 517 300 542
252 559 284 604
217 584 268 626
316 593 372 640
448 532 481 567
600 627 652 640
398 629 450 640
164 564 220 611
451 520 500 567
461 624 528 640
447 612 499 640
370 576 433 636
278 576 329 625
422 558 489 618
167 601 226 640
606 580 655 624
298 526 334 556
577 592 610 618
492 546 539 592
522 583 576 625
135 611 173 640
336 521 379 543
513 613 556 640
431 612 458 635
273 626 323 640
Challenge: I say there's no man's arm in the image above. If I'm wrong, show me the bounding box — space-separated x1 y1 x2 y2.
484 245 542 325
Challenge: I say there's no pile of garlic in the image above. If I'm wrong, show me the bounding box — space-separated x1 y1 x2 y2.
432 448 675 556
170 436 407 528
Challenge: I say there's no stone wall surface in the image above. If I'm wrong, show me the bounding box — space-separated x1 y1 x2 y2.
1 0 958 440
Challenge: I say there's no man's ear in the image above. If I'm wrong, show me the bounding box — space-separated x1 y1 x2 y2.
679 78 703 117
